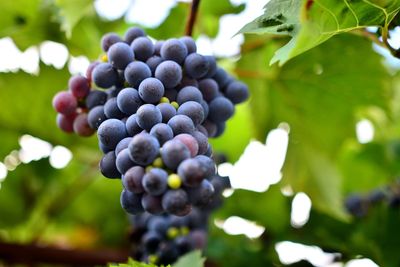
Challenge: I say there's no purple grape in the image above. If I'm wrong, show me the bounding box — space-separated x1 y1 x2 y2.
117 88 142 115
52 91 77 115
167 114 195 135
177 101 205 126
183 53 209 79
162 189 191 216
125 27 146 44
161 140 191 170
87 105 106 129
150 123 174 145
108 42 134 69
123 166 145 193
124 61 152 88
138 78 165 104
208 97 234 123
121 189 144 214
157 103 177 123
155 60 182 88
69 75 90 99
131 36 155 61
100 151 121 178
101 33 122 52
142 168 168 196
73 113 95 136
128 132 160 165
160 38 188 64
136 104 162 131
97 118 127 149
92 63 119 88
176 86 203 105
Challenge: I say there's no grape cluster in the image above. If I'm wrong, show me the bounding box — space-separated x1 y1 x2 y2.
129 173 230 265
345 179 400 218
52 26 248 216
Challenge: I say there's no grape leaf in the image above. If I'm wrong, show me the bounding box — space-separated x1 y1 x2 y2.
240 0 400 65
54 0 94 38
173 251 205 267
236 33 391 219
109 258 165 267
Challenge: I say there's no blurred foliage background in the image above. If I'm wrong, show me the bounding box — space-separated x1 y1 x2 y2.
1 0 400 266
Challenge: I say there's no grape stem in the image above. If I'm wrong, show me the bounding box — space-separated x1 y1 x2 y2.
352 28 400 59
185 0 201 36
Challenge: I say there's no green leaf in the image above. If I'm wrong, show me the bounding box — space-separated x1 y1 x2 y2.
173 251 205 267
109 258 164 267
236 34 390 219
54 0 94 38
240 0 400 65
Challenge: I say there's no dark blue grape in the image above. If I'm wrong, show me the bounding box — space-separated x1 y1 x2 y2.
98 118 127 149
116 148 135 174
136 104 162 131
195 155 216 179
142 194 164 215
124 27 146 44
99 140 113 154
124 61 152 88
201 120 217 137
157 103 177 123
100 151 120 178
148 216 168 235
154 41 164 55
86 90 107 109
168 114 195 135
175 236 194 254
176 86 203 105
179 36 197 54
155 60 182 89
196 124 208 136
192 131 208 155
161 140 191 170
142 231 162 253
115 137 132 156
117 88 142 115
150 123 174 145
101 33 122 52
345 195 367 217
177 158 206 187
108 42 134 69
125 114 143 136
367 189 386 204
160 38 188 64
183 53 209 79
92 63 119 88
205 144 213 157
215 121 226 137
139 78 165 104
121 189 144 214
177 101 204 126
204 56 217 77
128 132 160 165
162 189 191 216
142 168 168 196
146 56 163 75
212 67 229 88
225 81 249 104
104 97 126 119
158 242 179 265
131 36 155 62
208 97 234 123
200 100 209 118
88 105 106 129
198 78 219 102
187 179 215 206
123 166 145 193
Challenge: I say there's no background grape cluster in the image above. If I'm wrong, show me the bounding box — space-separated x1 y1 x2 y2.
345 179 400 218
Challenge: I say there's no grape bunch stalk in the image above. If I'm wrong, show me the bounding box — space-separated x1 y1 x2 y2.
52 26 249 217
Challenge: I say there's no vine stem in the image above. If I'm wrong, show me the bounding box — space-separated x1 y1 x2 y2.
185 0 201 36
352 28 400 59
